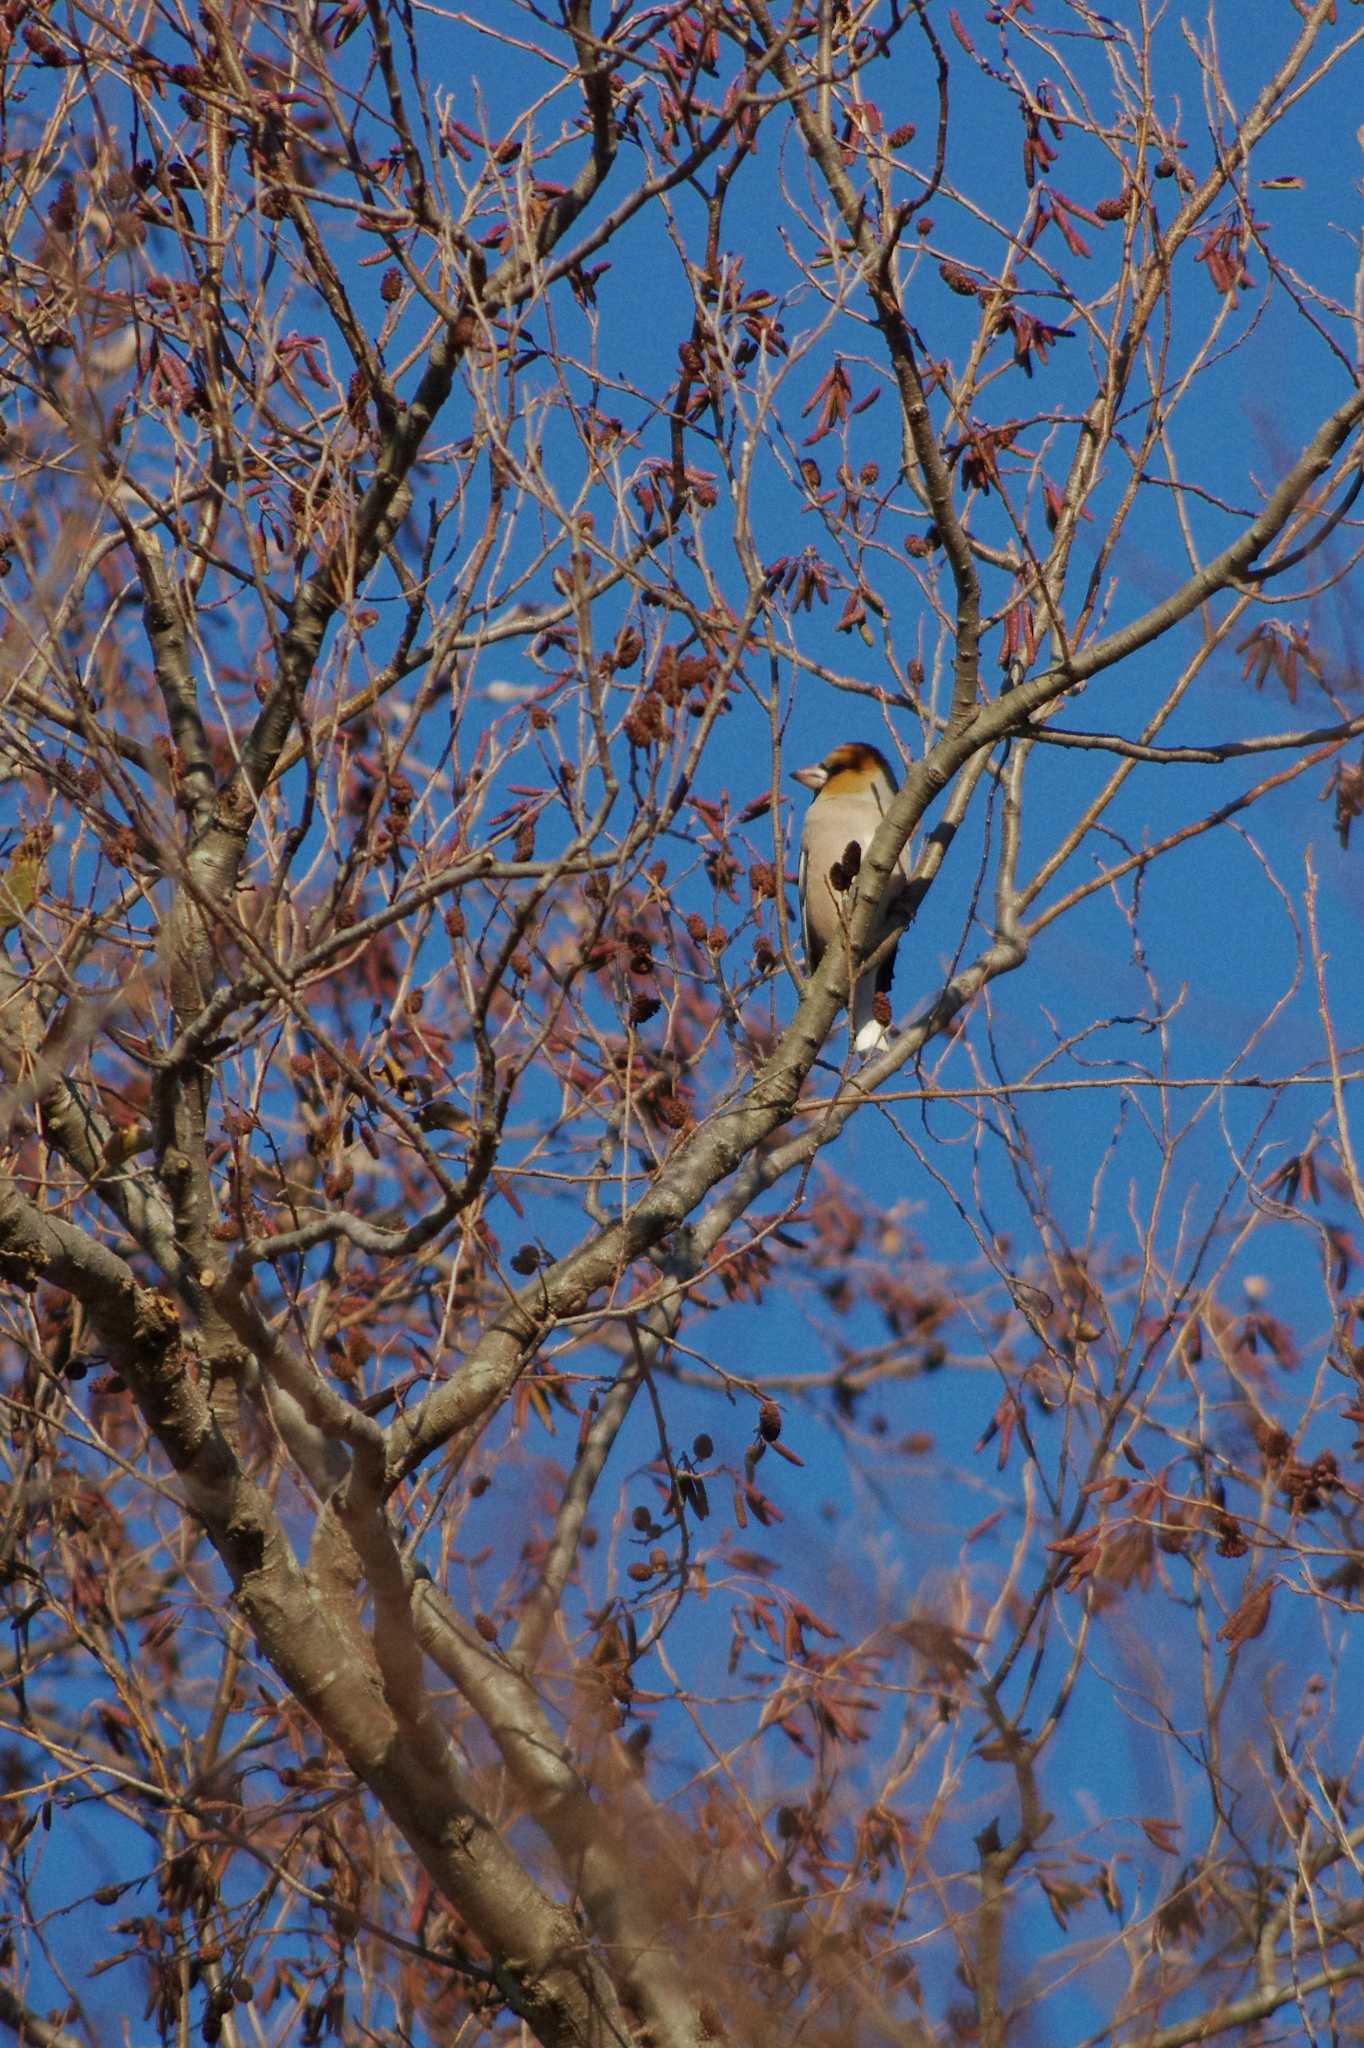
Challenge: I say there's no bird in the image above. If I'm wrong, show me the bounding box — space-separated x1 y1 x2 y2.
794 740 910 1052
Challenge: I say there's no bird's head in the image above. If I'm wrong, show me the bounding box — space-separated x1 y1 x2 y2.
793 740 899 798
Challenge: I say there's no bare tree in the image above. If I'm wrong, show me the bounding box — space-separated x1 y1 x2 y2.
3 2 1364 2044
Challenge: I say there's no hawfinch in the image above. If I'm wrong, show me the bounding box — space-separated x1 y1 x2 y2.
794 740 909 1052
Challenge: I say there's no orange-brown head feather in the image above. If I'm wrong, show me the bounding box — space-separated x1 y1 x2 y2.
794 741 898 797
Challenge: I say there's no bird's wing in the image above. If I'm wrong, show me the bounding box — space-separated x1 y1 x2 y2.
798 827 817 970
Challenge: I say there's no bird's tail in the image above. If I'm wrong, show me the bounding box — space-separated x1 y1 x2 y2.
851 977 889 1053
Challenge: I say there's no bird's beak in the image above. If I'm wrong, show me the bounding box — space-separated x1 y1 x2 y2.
792 764 827 792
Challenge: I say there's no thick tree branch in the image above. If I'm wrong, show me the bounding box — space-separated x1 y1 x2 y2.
0 1179 633 2048
0 1984 84 2048
412 1576 704 2048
